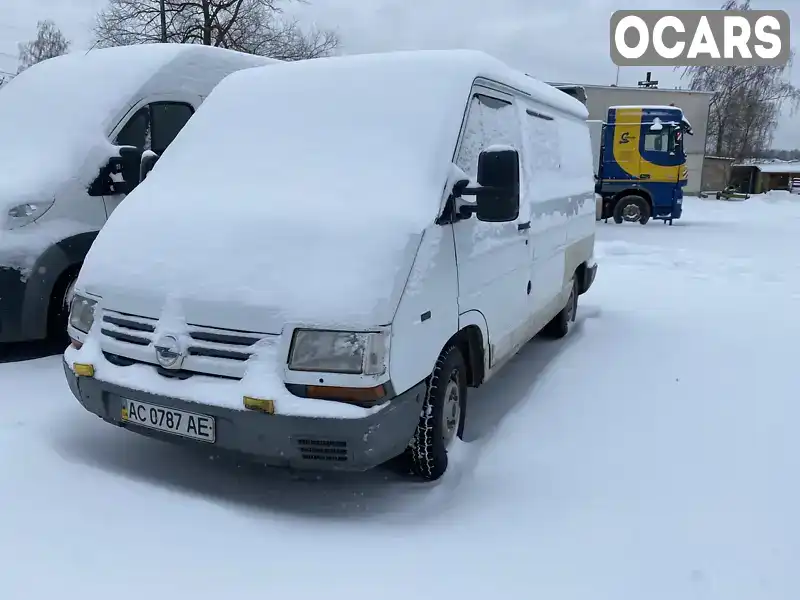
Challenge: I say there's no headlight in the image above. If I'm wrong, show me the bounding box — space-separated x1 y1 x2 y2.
68 294 97 334
288 329 388 375
5 199 55 230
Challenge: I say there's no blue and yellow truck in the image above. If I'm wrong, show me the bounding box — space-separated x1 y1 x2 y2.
590 105 693 225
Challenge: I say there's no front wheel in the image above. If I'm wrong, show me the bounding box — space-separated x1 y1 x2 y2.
408 346 467 481
613 195 651 224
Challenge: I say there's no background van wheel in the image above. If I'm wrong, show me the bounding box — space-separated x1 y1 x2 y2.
613 195 650 224
48 271 78 343
408 346 467 481
541 277 577 340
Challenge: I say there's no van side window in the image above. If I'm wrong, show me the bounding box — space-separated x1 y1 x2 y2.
523 105 561 172
456 92 522 181
150 103 194 154
113 102 194 154
114 107 150 150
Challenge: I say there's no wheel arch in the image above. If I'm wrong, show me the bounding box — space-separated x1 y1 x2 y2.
447 310 489 388
20 231 98 339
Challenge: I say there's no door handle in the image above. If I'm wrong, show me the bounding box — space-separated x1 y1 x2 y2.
517 221 531 231
640 173 651 179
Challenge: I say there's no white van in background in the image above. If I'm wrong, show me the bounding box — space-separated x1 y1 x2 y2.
64 49 598 481
0 43 279 346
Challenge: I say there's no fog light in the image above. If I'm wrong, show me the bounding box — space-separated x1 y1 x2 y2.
243 396 275 414
73 363 95 377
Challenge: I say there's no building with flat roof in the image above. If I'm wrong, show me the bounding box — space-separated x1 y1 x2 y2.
547 82 714 194
729 161 800 194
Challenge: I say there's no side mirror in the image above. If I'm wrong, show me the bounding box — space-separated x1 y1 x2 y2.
140 150 160 181
88 146 143 196
110 145 143 194
474 147 520 222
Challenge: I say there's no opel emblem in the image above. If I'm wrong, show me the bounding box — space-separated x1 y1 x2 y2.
154 334 183 369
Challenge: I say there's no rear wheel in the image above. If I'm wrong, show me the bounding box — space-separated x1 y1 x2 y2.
613 195 650 224
408 346 467 481
541 276 578 339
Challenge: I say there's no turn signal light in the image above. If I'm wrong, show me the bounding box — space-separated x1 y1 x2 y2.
306 385 386 404
243 396 275 414
73 363 95 377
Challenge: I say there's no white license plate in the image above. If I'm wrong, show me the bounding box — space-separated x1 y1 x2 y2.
121 398 215 443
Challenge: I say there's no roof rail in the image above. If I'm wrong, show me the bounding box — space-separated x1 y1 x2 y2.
547 83 587 106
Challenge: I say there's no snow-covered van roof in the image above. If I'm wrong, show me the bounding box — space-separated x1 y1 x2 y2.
0 43 278 206
78 49 590 329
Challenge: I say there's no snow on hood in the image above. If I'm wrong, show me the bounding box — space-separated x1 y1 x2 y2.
0 44 186 210
78 51 495 332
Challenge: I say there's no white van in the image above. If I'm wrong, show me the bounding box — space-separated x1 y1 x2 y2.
0 43 278 345
63 50 598 481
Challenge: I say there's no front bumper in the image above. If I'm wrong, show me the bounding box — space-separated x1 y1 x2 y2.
0 266 29 343
63 359 426 472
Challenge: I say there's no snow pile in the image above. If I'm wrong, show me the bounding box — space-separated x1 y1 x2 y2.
760 189 797 203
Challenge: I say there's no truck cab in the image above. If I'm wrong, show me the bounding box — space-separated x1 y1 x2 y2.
593 105 693 225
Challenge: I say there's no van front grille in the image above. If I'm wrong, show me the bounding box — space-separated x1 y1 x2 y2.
98 310 274 380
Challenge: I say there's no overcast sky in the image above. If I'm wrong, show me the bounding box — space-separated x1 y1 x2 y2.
2 0 798 148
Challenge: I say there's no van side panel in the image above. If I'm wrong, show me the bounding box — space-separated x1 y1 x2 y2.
559 117 597 287
517 97 570 326
389 226 459 395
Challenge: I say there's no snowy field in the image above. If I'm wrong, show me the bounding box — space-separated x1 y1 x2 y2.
2 193 799 599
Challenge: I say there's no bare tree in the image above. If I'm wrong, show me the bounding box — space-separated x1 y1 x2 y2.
677 0 800 160
17 20 71 73
94 0 339 60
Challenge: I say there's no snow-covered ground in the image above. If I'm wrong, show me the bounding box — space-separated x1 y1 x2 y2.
2 194 800 599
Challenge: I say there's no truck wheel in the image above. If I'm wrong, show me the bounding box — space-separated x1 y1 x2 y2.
408 346 467 482
613 195 650 224
541 276 577 339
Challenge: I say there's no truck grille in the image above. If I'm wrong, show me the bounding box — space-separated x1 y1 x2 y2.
99 310 272 380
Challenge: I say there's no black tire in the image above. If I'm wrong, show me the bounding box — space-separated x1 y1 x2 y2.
541 277 578 340
613 195 650 225
48 271 77 342
408 346 467 481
